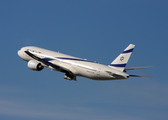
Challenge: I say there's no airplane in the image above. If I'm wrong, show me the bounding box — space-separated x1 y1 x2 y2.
17 44 153 81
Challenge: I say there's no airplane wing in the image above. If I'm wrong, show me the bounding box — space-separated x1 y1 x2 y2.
25 51 61 70
25 51 76 80
124 66 154 70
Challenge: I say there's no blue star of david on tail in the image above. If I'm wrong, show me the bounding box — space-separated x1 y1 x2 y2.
120 56 124 61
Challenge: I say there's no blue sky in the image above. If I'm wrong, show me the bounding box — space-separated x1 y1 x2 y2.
0 0 168 120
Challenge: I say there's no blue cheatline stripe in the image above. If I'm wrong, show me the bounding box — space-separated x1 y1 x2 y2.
122 48 134 53
42 57 95 63
42 58 55 61
110 64 126 67
56 57 95 62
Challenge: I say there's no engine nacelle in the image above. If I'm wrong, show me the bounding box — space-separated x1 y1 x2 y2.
28 60 44 71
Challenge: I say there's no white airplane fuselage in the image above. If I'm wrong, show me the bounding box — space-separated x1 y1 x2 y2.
18 46 129 80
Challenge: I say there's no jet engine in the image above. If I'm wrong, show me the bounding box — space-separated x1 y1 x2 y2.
28 60 44 71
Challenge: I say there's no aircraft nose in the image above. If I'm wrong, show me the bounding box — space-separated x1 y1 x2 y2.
18 50 22 57
17 48 30 61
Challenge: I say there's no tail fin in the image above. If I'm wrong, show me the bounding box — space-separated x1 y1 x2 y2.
109 44 135 71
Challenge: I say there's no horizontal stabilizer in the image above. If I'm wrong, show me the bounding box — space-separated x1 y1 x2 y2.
125 66 154 70
129 75 152 77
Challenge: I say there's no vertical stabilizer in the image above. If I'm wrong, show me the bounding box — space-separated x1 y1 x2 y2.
109 44 135 71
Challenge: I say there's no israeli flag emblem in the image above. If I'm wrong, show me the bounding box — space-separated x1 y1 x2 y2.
120 56 124 61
